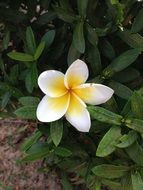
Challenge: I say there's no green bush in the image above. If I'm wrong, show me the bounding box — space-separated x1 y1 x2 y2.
1 0 143 189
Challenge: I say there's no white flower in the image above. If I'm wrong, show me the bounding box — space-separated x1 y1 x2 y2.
36 59 114 132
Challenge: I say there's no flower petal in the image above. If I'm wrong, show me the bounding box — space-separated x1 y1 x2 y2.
73 83 114 105
64 59 89 88
37 93 70 122
65 93 90 132
38 70 67 97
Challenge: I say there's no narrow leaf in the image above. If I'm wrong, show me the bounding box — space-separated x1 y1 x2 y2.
126 142 143 165
125 118 143 134
26 26 36 55
131 91 143 119
21 131 42 151
109 80 133 100
34 41 45 60
131 172 143 190
103 48 141 78
77 0 88 16
92 164 129 179
88 106 123 125
96 126 121 157
8 52 34 62
116 131 138 148
50 120 63 146
131 9 143 33
73 22 85 53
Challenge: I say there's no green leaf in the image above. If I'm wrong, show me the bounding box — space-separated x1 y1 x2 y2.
118 30 143 49
55 147 72 157
41 30 56 48
30 63 38 88
86 44 101 75
50 120 63 146
116 131 138 148
131 9 143 33
131 172 143 190
7 52 34 62
0 82 23 98
9 64 19 84
100 39 115 60
131 91 143 119
77 0 88 16
19 96 40 106
67 42 81 66
35 11 56 25
88 106 123 125
102 96 119 113
101 179 122 190
1 92 11 109
109 80 133 100
126 142 143 165
86 23 98 46
73 22 85 53
26 26 36 55
25 70 34 93
54 6 77 23
61 172 73 190
14 106 37 119
2 31 10 50
96 126 121 157
92 164 129 179
102 48 141 78
113 68 140 83
22 142 49 162
34 41 45 60
125 118 143 134
21 131 42 151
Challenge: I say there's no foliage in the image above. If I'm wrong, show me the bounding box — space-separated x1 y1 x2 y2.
0 0 143 189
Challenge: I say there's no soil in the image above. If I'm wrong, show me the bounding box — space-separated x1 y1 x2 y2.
0 120 61 190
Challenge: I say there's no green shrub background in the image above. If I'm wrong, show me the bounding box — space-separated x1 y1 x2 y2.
1 0 143 189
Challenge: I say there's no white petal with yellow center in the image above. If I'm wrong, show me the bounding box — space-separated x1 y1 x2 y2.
64 59 89 89
65 93 90 132
73 83 114 105
37 93 70 122
38 70 67 97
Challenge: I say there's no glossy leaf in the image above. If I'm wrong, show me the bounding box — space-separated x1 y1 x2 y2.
34 41 45 60
41 30 56 48
88 106 123 125
96 126 121 157
8 52 34 62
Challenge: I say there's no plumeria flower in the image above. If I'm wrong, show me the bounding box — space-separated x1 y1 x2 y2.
36 59 114 132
